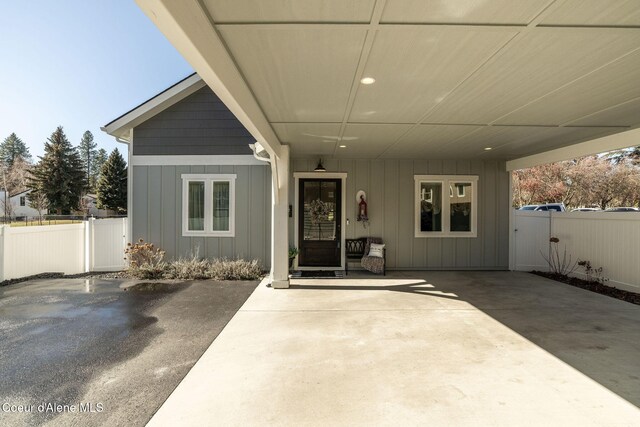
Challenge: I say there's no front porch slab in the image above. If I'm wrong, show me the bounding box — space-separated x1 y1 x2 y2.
148 271 640 426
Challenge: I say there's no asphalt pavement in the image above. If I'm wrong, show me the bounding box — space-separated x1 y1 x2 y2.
0 277 258 426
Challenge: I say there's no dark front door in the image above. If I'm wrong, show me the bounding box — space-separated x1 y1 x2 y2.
298 179 341 267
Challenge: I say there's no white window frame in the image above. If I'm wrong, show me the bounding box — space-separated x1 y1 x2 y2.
181 174 236 237
414 175 478 238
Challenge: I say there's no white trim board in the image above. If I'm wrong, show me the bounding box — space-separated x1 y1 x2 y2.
506 127 640 171
131 155 266 166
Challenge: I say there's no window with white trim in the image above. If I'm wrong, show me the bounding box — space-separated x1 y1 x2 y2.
415 175 478 238
181 174 236 237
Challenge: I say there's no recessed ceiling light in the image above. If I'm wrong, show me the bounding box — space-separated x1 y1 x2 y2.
339 145 347 148
360 77 375 85
484 147 492 151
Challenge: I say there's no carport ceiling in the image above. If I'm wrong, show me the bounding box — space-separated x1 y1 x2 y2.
201 0 640 159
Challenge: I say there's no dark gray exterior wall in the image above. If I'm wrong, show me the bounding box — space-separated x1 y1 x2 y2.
132 86 254 156
132 164 272 266
290 158 510 270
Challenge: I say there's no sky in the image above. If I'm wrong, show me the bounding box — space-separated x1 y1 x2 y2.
0 1 193 159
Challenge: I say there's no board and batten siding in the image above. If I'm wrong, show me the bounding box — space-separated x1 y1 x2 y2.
132 86 254 156
132 163 271 266
290 159 509 270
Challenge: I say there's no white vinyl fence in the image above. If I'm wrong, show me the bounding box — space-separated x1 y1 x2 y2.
0 218 127 281
512 211 640 292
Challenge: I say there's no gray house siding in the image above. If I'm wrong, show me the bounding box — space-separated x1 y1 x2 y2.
132 164 272 266
133 86 254 156
290 159 509 270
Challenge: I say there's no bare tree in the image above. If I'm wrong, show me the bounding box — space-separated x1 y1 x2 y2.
513 155 640 209
0 197 13 219
28 191 49 225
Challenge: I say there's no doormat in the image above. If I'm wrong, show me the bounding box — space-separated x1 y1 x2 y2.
291 270 344 279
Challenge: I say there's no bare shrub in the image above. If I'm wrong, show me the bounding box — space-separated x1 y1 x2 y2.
125 239 165 267
208 259 263 281
131 261 170 279
577 260 609 284
125 239 167 278
166 255 210 280
123 241 263 281
541 237 578 277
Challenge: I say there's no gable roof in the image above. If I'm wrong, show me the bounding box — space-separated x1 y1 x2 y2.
9 189 30 198
101 73 206 141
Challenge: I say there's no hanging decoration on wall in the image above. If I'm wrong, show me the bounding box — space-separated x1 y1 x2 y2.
356 190 369 228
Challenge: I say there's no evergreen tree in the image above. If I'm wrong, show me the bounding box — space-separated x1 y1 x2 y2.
0 133 32 167
28 126 85 214
78 130 97 190
96 148 127 213
92 148 108 189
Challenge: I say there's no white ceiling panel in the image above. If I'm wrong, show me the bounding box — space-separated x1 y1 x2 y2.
488 127 626 159
383 124 483 158
205 0 376 23
335 124 414 158
349 27 517 123
541 0 640 27
191 0 640 161
272 123 341 156
496 49 640 126
380 0 551 25
566 97 640 127
219 27 367 122
424 30 640 125
451 126 625 159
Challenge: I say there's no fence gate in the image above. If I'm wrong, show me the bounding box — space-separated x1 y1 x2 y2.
512 211 550 272
86 218 128 271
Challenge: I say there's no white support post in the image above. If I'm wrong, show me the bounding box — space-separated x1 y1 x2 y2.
508 172 515 271
122 217 128 262
127 129 133 244
84 218 94 273
0 225 6 281
270 145 290 289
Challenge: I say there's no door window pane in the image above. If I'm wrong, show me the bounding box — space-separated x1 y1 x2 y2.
450 182 472 232
212 181 230 231
420 182 442 232
303 181 337 241
188 181 205 231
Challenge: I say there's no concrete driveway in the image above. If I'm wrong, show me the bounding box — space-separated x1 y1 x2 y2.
149 271 640 426
0 278 258 426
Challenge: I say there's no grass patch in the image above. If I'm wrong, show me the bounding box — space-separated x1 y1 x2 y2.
9 219 83 227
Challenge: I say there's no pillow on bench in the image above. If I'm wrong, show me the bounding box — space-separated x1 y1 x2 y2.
368 243 385 258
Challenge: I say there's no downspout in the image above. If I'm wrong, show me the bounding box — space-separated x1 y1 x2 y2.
112 132 132 245
249 142 280 204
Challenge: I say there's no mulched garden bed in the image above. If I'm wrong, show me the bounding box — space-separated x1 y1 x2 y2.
532 271 640 306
